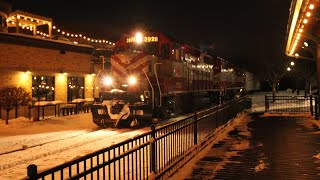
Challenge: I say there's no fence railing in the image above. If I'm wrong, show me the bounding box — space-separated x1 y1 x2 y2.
26 97 252 180
265 95 319 119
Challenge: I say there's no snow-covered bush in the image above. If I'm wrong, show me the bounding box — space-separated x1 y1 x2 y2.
0 86 31 125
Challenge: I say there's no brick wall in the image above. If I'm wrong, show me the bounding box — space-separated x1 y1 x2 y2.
0 42 93 74
0 37 97 120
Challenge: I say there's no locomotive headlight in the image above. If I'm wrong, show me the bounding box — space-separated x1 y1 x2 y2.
135 32 143 44
103 76 113 86
128 76 137 85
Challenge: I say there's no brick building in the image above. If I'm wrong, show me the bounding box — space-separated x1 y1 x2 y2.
0 33 95 101
0 31 97 120
0 1 111 120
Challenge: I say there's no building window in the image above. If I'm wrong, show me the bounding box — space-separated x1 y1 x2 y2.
0 16 7 28
32 76 55 101
67 77 84 102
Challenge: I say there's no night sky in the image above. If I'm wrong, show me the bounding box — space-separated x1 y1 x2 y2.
12 0 292 65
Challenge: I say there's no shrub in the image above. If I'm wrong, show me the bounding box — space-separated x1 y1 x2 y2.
0 86 31 124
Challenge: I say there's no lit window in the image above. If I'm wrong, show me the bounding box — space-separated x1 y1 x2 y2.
32 76 55 101
67 77 84 102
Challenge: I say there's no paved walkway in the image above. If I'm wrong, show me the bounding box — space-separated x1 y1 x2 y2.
184 113 320 180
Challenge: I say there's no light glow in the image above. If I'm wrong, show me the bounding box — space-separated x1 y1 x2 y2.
128 76 137 85
306 12 311 17
104 76 113 86
287 67 291 71
309 4 314 10
290 61 295 66
135 32 143 44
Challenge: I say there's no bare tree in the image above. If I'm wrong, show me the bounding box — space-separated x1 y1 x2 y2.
263 58 287 99
0 86 31 125
286 59 316 96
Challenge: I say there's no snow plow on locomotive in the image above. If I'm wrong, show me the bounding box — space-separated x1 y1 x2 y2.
91 31 245 128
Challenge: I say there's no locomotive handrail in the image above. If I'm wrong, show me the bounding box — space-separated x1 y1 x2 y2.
154 62 162 107
142 68 155 110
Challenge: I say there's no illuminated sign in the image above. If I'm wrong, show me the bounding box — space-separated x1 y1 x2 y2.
126 36 159 43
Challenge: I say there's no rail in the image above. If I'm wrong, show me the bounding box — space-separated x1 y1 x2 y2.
26 97 252 180
265 95 319 119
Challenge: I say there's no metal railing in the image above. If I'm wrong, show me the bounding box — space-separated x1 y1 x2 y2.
265 95 319 118
26 97 252 180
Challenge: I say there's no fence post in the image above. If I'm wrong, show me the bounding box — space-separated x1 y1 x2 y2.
27 164 37 179
194 112 198 145
315 97 319 120
265 95 267 112
150 124 157 174
310 95 313 116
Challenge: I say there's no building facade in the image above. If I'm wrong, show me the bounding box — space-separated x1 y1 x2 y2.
0 32 96 119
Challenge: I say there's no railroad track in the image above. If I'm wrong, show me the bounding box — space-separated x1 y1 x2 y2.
0 127 149 171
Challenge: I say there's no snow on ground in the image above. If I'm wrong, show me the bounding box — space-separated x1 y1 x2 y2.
169 113 253 180
255 159 269 173
0 90 315 179
0 113 149 179
247 89 301 112
171 90 319 179
313 153 320 160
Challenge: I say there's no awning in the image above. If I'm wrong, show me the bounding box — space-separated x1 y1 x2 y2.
285 0 319 60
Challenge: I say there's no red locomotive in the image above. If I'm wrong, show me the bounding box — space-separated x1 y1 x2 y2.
92 31 245 127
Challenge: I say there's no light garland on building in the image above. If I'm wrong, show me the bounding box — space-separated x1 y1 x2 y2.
289 2 315 55
52 25 115 45
6 14 116 46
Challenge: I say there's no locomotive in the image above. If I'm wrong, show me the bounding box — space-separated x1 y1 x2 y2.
92 31 245 127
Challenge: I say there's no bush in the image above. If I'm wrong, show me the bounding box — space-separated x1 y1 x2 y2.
0 86 31 124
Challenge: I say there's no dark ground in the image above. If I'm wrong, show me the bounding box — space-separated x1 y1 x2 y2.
185 113 320 180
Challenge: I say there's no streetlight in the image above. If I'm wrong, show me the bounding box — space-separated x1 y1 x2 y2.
287 67 291 71
290 61 295 66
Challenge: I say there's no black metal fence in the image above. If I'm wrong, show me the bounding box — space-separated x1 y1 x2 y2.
26 97 252 180
265 95 319 118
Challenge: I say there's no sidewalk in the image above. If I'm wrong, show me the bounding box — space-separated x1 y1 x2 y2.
173 113 320 179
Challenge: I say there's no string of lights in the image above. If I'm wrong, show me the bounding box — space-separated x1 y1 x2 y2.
6 14 115 46
52 25 115 45
287 2 315 72
289 2 314 56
